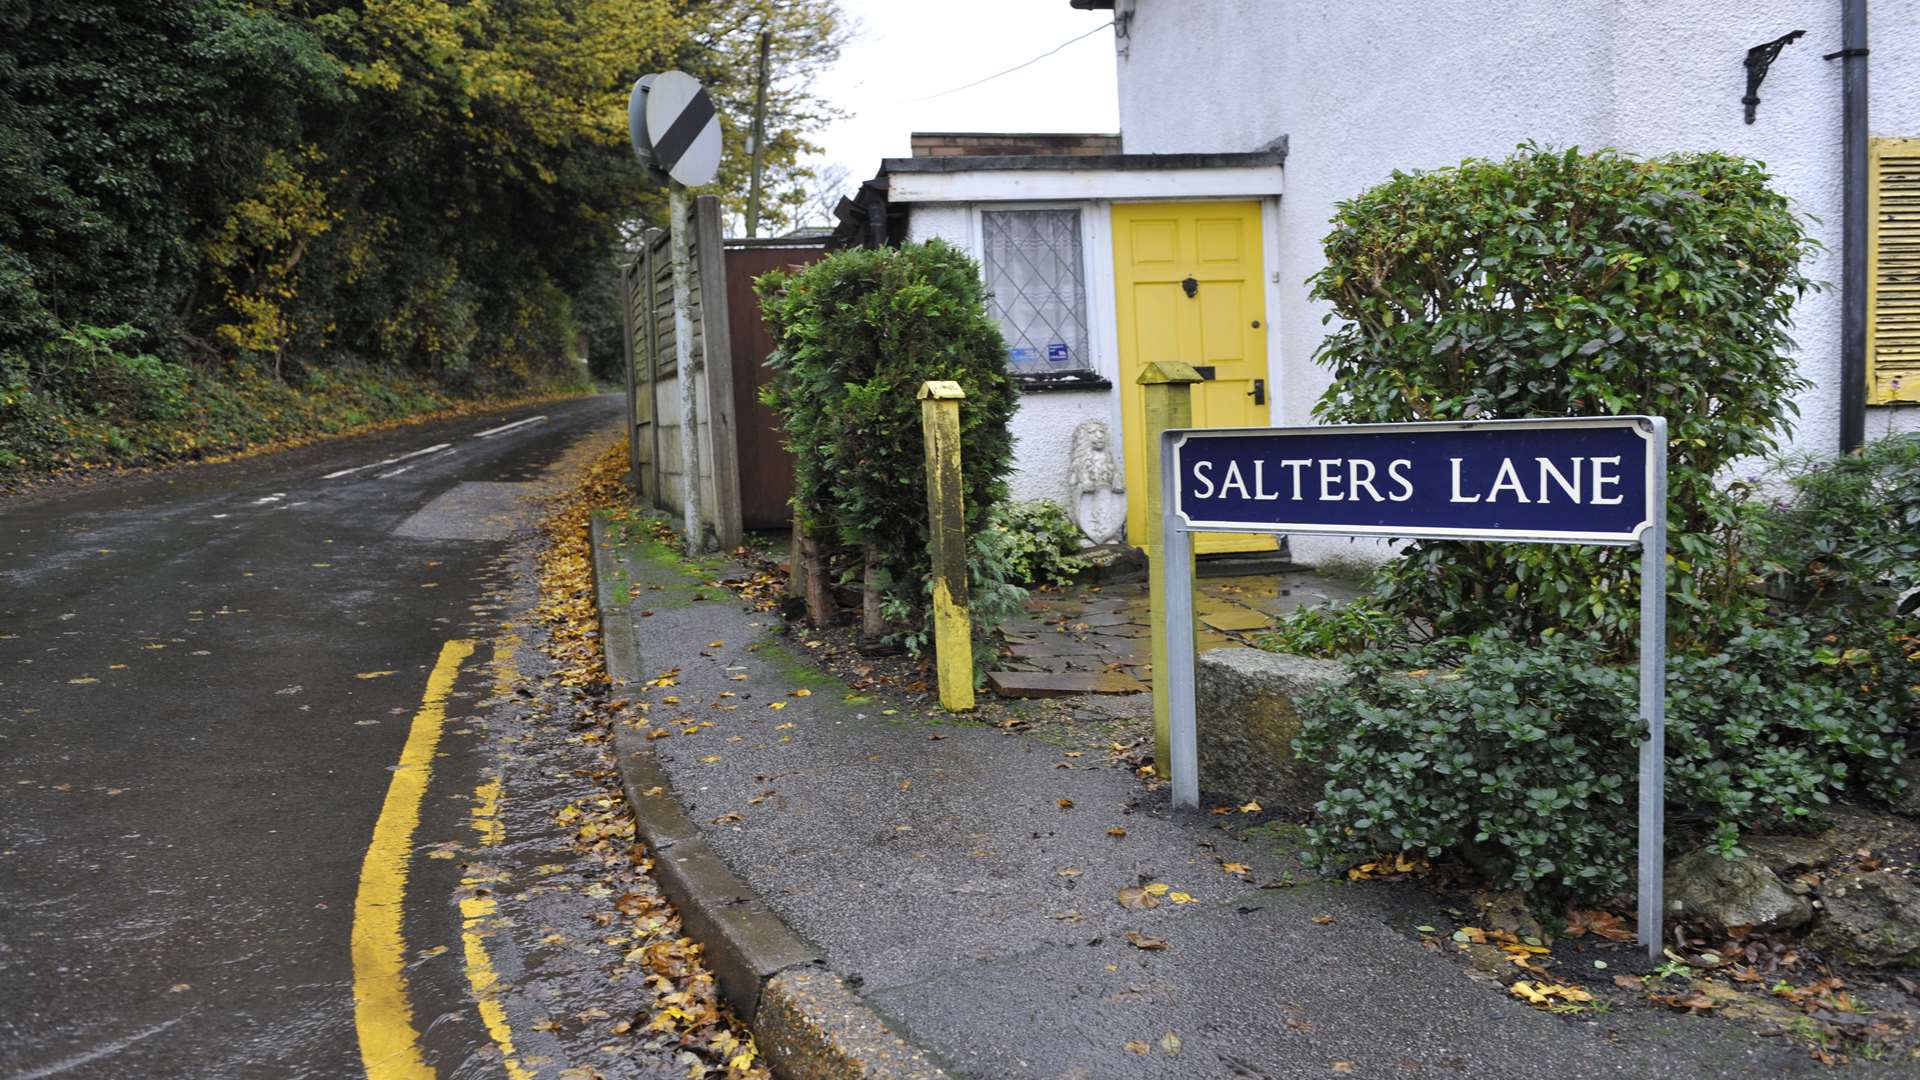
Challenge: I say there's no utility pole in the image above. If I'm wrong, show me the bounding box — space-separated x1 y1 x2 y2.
745 28 772 238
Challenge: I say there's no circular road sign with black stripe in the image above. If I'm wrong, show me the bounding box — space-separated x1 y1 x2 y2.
644 70 721 188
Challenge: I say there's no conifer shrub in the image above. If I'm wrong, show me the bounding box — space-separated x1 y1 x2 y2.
756 241 1021 648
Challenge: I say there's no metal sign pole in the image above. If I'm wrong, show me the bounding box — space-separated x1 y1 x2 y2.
669 180 703 554
631 69 721 554
1160 431 1200 810
1636 418 1669 959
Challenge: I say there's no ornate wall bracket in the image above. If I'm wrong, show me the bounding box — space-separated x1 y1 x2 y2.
1743 29 1806 124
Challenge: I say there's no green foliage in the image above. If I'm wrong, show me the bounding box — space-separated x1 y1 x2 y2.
0 323 584 477
1274 147 1914 902
1309 144 1817 656
1 0 843 474
757 241 1020 634
0 1 335 355
1295 628 1907 900
1256 597 1407 657
1761 437 1920 622
1757 436 1920 730
984 500 1089 587
888 528 1032 673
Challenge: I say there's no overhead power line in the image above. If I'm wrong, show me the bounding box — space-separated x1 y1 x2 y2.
904 20 1115 104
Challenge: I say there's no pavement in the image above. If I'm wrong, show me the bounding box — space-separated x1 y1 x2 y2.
0 394 699 1078
593 518 1904 1080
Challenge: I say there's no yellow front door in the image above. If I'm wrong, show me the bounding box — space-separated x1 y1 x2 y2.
1112 200 1276 553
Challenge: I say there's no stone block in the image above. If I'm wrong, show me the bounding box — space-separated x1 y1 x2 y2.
1664 849 1811 934
986 671 1148 698
1807 871 1920 967
1192 647 1347 811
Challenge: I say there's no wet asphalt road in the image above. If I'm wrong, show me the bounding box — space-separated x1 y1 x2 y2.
0 395 626 1078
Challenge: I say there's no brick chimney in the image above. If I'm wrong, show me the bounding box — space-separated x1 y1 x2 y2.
908 132 1122 158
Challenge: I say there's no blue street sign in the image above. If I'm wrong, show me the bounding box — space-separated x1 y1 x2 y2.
1046 342 1071 363
1157 414 1671 959
1009 346 1040 365
1171 417 1658 545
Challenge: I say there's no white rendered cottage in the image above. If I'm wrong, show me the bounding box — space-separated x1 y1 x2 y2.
833 1 1919 563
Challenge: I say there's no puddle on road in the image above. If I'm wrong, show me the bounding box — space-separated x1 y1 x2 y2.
394 483 543 542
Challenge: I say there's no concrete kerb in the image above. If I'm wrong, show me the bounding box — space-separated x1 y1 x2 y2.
587 514 952 1080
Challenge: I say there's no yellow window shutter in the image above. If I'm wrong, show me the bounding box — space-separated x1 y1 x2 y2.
1869 137 1920 404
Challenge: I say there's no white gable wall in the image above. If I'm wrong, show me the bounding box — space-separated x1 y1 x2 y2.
1114 0 1920 561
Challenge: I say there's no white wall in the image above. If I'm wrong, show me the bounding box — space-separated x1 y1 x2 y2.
906 202 1128 520
1116 0 1920 557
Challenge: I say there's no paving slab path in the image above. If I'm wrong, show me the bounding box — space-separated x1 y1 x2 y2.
598 530 1889 1080
987 573 1362 688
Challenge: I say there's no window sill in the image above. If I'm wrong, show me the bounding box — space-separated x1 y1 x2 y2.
1014 372 1112 394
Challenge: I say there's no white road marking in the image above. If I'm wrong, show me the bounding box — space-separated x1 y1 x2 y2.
377 465 415 480
252 493 287 505
323 443 453 480
471 415 547 439
15 1018 185 1079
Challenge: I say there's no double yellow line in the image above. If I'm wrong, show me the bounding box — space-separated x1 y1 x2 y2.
351 638 529 1079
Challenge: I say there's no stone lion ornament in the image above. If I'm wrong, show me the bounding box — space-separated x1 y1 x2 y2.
1067 419 1126 545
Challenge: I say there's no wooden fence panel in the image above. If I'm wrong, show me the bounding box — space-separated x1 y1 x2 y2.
619 198 750 549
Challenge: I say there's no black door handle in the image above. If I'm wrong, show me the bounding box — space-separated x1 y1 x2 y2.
1248 378 1266 406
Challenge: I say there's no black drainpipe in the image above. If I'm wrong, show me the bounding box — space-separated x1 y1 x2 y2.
1837 0 1869 452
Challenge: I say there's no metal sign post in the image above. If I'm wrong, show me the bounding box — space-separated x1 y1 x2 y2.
1157 416 1668 957
668 182 702 554
629 70 724 553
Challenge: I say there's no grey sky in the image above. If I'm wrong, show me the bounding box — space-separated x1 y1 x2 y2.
805 1 1120 215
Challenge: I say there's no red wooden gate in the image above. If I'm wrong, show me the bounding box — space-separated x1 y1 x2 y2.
722 238 825 530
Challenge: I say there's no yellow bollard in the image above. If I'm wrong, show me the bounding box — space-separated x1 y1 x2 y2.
1139 361 1203 777
918 380 974 712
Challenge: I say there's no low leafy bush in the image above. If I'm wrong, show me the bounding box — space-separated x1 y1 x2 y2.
1762 436 1920 620
47 326 193 422
887 528 1032 672
1757 436 1920 740
1295 627 1907 900
984 500 1088 587
1256 597 1407 657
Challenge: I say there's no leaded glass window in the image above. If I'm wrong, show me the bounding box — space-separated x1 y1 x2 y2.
982 210 1092 377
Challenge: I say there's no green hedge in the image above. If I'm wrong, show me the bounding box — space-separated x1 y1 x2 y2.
757 241 1021 646
1309 144 1816 655
1271 146 1913 901
1295 627 1907 898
